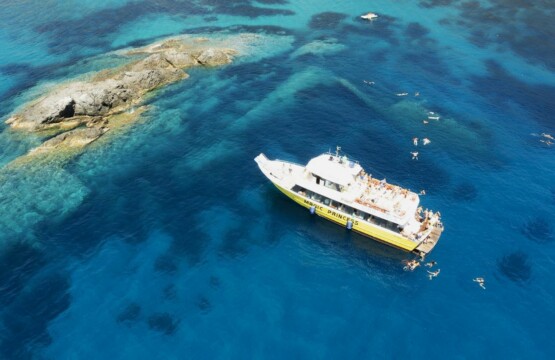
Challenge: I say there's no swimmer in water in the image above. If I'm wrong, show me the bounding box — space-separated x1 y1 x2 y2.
403 259 420 271
427 269 440 280
423 120 429 124
413 137 418 146
422 138 431 145
425 261 437 268
473 277 486 289
541 133 554 140
419 190 426 195
411 152 419 160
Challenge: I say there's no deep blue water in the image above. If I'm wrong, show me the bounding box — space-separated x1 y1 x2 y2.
1 0 555 358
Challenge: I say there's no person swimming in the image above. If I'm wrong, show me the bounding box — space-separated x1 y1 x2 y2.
413 137 418 146
403 259 420 271
422 138 431 145
473 277 486 289
411 152 419 160
425 261 436 268
427 269 440 280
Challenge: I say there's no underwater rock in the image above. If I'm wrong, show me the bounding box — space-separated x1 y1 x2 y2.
209 275 220 288
196 296 212 313
154 254 179 274
116 302 141 324
522 217 553 243
289 38 346 59
147 312 179 335
452 182 478 201
1 273 70 359
0 242 47 307
163 284 177 300
309 12 348 30
497 251 531 282
29 127 108 154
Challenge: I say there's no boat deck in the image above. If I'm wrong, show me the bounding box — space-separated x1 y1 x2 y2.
415 225 443 255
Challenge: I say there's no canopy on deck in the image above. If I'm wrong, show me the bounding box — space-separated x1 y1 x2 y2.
305 154 361 187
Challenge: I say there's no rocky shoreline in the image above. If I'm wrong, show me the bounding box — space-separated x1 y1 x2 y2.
5 36 238 154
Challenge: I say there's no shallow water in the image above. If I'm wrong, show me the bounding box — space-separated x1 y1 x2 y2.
1 0 555 358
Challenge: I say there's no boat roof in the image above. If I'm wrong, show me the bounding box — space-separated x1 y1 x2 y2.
305 154 362 187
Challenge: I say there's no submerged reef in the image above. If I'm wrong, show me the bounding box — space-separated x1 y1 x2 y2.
147 312 179 335
522 216 553 243
497 251 532 283
452 182 478 201
116 302 142 324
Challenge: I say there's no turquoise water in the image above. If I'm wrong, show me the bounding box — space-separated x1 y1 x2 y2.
1 0 555 358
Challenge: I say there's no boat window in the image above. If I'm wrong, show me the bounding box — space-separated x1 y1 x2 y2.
324 179 339 191
323 198 330 205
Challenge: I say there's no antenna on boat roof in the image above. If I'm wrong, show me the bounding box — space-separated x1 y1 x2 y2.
335 146 341 157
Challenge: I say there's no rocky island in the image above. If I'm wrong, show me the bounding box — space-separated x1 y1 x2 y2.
5 36 238 154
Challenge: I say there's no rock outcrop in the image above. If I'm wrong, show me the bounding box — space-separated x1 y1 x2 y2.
5 37 237 151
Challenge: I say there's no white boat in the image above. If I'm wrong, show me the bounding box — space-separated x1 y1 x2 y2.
361 12 378 21
255 147 443 255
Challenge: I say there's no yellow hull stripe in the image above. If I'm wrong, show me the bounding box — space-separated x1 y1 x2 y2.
274 183 417 252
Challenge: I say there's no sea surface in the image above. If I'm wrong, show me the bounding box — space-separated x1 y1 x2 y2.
1 0 555 358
